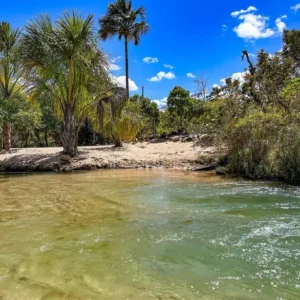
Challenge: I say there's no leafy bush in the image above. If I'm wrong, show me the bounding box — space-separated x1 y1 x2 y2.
224 110 300 183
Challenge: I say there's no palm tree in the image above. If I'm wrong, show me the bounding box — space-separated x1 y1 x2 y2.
99 0 149 98
102 95 143 147
89 83 142 147
0 22 23 150
20 11 109 156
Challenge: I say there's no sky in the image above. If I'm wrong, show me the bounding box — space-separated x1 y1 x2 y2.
1 0 300 108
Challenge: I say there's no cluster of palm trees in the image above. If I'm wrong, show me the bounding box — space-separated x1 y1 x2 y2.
0 0 149 156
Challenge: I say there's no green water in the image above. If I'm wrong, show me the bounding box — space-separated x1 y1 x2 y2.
0 170 300 300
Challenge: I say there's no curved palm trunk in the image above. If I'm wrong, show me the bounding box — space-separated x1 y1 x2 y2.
4 123 11 151
61 104 78 157
125 36 129 99
114 139 123 147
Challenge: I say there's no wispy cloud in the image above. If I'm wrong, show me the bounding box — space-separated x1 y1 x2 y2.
109 56 122 71
143 57 159 64
187 73 196 78
111 56 122 63
231 6 257 17
291 4 300 12
276 15 287 32
222 24 228 34
163 64 174 69
147 72 175 82
110 64 121 71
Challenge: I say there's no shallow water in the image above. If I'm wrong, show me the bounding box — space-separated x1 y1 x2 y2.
0 170 300 300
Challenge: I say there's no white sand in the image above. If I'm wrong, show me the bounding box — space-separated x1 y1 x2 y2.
0 141 217 172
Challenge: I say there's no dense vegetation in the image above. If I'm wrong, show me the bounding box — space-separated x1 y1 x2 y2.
1 0 300 183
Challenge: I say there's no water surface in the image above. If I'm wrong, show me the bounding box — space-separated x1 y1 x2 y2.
0 170 300 299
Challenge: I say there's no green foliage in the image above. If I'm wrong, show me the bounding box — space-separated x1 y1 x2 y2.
20 11 110 155
275 126 300 184
78 119 95 146
225 110 283 179
104 101 143 146
99 0 149 97
13 108 41 147
281 78 300 111
129 94 159 137
98 0 149 44
224 110 300 184
167 86 194 130
283 29 300 72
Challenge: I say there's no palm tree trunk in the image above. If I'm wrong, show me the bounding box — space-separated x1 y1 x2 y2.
114 139 123 147
125 36 129 99
4 123 11 151
61 104 78 157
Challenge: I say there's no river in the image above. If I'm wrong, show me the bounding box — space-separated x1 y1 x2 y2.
0 170 299 299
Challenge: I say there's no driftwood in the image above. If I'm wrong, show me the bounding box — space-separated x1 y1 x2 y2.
192 163 217 172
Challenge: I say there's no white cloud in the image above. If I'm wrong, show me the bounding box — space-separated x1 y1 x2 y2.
147 71 175 82
187 73 196 78
109 63 121 71
275 15 287 33
109 56 122 71
143 57 159 64
232 7 287 40
113 76 138 91
233 13 275 39
249 53 256 57
222 24 228 33
153 97 168 110
231 6 257 17
111 56 122 63
164 64 174 69
220 72 247 85
291 4 300 12
213 84 220 89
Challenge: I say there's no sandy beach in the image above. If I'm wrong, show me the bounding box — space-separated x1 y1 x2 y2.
0 140 217 172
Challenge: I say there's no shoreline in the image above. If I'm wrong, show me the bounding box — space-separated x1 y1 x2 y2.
0 141 218 173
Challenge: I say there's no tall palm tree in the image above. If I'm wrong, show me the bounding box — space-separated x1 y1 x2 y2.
0 22 23 150
20 11 109 156
99 0 149 98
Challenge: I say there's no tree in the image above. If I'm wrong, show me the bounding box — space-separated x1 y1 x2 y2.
194 75 208 101
167 86 193 129
283 29 300 71
99 0 149 98
38 94 60 147
281 78 300 112
92 86 141 147
129 94 160 137
103 100 143 147
20 11 109 156
242 50 293 111
0 22 23 150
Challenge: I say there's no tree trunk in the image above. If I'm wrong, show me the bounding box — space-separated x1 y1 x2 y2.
44 128 48 147
61 104 78 156
114 139 123 147
4 123 11 151
125 36 129 99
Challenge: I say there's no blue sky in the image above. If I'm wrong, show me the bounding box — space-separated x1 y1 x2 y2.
1 0 300 107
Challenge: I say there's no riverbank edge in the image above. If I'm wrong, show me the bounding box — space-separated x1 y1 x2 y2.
0 142 218 173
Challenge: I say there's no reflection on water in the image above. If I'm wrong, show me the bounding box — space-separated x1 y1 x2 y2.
0 170 300 299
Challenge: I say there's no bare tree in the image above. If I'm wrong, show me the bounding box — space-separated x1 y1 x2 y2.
193 75 209 101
